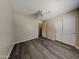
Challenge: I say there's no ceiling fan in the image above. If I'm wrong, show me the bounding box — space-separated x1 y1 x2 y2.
28 9 50 18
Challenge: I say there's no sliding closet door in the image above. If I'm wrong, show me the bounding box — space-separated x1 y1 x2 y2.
55 17 63 42
63 14 76 46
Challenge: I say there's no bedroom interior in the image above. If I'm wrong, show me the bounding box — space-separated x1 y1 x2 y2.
0 0 79 59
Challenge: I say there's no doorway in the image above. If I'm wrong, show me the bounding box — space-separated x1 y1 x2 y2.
38 23 43 37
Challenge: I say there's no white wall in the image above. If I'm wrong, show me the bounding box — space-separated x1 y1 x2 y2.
0 0 13 59
14 14 42 43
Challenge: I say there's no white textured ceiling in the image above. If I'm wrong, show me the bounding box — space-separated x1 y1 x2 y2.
9 0 79 19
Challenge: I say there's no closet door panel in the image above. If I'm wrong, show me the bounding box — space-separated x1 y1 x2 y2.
76 13 79 47
63 15 76 46
55 17 63 42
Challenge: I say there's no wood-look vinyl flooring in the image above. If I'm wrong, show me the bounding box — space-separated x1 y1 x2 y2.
9 37 79 59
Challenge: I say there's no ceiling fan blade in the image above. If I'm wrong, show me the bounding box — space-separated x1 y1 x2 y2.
43 11 50 15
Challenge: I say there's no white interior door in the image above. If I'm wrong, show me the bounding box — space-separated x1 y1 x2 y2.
63 14 76 46
42 21 47 37
46 20 56 40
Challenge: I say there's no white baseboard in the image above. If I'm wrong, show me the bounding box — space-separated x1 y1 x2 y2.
7 37 38 58
15 37 38 44
0 43 15 59
0 37 38 59
7 44 14 58
7 38 37 58
75 46 79 49
0 56 8 59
